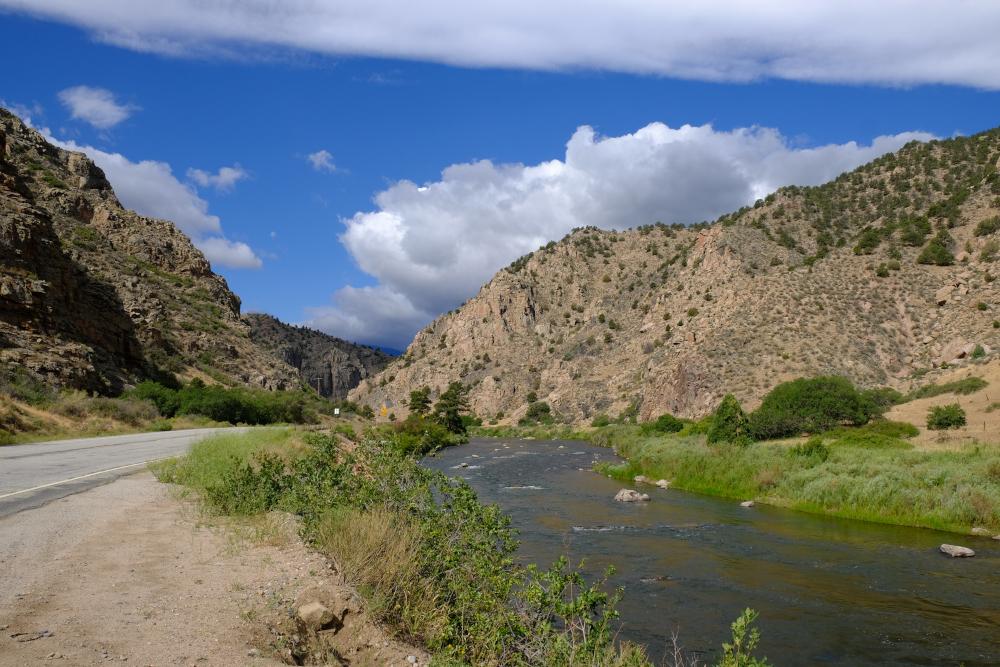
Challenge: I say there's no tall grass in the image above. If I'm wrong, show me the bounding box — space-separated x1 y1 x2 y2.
150 428 301 492
602 428 1000 533
154 428 771 666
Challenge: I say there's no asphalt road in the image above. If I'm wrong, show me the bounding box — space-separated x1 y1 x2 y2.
0 427 247 519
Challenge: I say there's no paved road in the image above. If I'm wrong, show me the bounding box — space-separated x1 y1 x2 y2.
0 428 247 519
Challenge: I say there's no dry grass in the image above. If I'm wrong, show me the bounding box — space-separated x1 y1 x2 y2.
314 507 445 641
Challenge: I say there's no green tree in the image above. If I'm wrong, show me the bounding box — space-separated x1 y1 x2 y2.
916 238 955 266
408 387 432 416
433 381 471 434
748 376 880 439
707 394 752 446
927 404 966 430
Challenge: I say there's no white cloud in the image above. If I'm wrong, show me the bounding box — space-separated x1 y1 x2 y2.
300 285 430 352
44 133 262 269
4 1 1000 88
57 85 139 129
196 237 263 269
306 150 336 172
186 163 247 192
331 122 934 346
1 100 43 128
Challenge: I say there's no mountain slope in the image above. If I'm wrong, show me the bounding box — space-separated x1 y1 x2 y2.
244 313 392 400
350 128 1000 423
0 107 298 392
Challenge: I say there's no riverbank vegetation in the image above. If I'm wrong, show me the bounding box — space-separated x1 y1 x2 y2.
152 428 771 666
474 375 1000 536
0 366 369 444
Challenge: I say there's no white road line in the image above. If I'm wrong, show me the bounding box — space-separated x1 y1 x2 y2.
0 460 166 500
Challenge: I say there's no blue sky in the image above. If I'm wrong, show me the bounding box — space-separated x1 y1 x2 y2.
2 3 999 351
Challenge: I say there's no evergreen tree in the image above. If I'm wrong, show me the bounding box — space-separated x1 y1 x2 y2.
707 394 752 446
433 381 471 434
408 387 432 417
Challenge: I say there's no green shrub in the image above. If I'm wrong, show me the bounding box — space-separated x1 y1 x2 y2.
974 216 1000 237
788 435 829 461
861 387 904 411
748 376 881 439
639 413 685 436
864 420 920 438
927 404 966 430
124 380 316 425
590 414 611 428
526 401 552 422
916 238 955 266
707 394 752 445
900 376 988 402
971 344 986 358
875 263 890 277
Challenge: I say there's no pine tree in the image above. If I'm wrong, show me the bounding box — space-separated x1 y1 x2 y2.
433 381 471 434
408 387 432 417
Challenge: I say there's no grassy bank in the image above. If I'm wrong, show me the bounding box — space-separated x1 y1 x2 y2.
475 422 1000 535
153 428 771 667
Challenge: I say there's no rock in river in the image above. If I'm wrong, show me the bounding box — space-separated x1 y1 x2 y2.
614 489 649 502
940 544 975 558
740 500 755 507
655 479 669 488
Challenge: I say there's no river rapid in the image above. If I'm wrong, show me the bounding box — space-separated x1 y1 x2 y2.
422 436 1000 666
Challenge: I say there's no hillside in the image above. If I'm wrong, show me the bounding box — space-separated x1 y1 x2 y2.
0 107 299 393
350 128 1000 424
244 313 392 400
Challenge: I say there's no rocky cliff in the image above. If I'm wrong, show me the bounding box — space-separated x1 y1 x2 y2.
351 128 1000 424
244 313 392 400
0 107 298 393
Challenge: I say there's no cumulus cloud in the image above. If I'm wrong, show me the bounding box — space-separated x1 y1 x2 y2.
306 150 336 172
300 285 429 351
57 85 139 129
196 237 263 269
44 133 262 269
3 1 1000 88
321 122 934 348
186 163 248 192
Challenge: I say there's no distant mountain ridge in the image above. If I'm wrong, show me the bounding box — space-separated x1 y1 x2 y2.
350 128 1000 424
244 313 392 400
0 106 377 396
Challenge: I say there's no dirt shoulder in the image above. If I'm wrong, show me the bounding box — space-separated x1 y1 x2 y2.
0 471 427 667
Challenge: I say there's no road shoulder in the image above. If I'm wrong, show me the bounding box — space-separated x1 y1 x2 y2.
0 471 427 667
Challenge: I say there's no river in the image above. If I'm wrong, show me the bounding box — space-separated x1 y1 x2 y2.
422 436 1000 666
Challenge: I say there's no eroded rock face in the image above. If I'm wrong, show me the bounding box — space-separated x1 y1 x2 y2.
0 106 299 393
245 313 392 400
350 128 1000 426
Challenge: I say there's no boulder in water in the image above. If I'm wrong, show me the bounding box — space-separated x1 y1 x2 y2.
614 489 648 502
634 475 651 484
740 500 755 507
940 544 975 557
655 479 669 488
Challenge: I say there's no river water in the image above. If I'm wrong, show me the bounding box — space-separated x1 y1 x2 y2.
422 436 1000 666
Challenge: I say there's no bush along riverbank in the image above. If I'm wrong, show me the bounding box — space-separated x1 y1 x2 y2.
152 428 772 667
474 376 1000 536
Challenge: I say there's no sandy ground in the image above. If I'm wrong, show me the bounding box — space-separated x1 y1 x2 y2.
885 357 1000 449
0 472 428 667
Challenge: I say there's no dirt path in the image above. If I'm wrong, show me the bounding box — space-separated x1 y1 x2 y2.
0 472 428 667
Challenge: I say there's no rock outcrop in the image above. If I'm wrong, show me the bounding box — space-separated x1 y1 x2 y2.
0 107 299 393
350 128 1000 425
244 313 391 400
